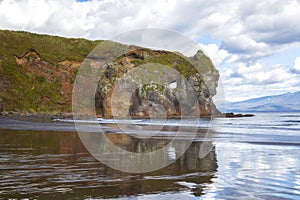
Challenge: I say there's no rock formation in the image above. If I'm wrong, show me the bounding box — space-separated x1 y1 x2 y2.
0 30 221 118
97 48 221 118
12 48 80 110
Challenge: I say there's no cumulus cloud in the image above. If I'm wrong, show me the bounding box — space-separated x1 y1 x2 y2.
197 42 300 101
223 80 300 102
0 0 299 101
244 1 300 45
199 43 229 66
219 62 300 101
1 0 300 55
294 57 300 73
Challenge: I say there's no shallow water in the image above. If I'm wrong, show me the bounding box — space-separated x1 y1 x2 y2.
0 113 299 199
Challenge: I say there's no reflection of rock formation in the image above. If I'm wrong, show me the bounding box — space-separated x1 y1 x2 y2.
87 132 217 198
0 129 87 155
105 132 217 170
0 129 217 199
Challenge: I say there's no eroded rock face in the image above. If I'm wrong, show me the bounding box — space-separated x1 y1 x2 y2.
8 45 220 117
13 48 81 110
97 48 220 118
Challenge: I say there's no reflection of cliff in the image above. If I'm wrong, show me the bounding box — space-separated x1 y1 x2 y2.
180 142 217 172
105 132 217 172
0 129 87 154
0 129 217 199
79 130 218 197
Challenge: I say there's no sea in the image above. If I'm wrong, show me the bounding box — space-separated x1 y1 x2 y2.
0 112 299 199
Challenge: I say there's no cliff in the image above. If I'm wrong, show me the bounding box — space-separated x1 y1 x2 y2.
0 30 220 117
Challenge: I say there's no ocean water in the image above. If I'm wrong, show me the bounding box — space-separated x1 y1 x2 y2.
0 112 299 199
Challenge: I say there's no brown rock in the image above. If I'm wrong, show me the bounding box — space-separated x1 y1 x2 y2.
96 48 221 118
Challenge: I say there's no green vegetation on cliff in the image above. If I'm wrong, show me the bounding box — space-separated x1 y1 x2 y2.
0 30 101 65
0 30 100 112
0 30 217 114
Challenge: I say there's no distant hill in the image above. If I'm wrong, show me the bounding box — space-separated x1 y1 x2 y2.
222 91 300 112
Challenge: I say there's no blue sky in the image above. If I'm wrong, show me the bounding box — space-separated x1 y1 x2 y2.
0 0 299 102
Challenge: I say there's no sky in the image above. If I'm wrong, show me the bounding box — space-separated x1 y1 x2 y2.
0 0 300 102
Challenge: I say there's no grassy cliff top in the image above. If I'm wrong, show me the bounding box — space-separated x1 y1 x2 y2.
0 30 101 66
0 30 217 113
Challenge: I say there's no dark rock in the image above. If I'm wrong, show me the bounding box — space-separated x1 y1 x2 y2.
225 112 255 118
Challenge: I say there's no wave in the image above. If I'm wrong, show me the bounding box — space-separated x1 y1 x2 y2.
242 141 300 147
54 118 215 128
279 115 300 117
281 120 300 123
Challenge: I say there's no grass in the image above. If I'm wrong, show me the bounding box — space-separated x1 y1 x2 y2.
125 48 216 79
0 30 100 112
0 30 217 113
0 30 101 64
147 52 199 78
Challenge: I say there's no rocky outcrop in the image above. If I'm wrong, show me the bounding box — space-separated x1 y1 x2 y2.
4 47 221 118
12 48 81 110
13 48 41 66
97 48 221 118
0 30 221 117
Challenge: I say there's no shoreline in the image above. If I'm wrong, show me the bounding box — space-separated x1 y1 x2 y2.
0 111 254 122
0 111 74 123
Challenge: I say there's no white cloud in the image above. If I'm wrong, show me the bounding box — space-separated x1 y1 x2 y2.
0 0 300 101
294 57 300 73
219 62 300 101
1 0 300 52
244 0 300 45
199 43 229 67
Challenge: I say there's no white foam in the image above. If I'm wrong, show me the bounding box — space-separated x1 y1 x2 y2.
53 118 213 128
